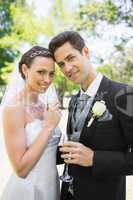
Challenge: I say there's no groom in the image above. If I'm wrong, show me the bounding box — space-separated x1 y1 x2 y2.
49 31 133 200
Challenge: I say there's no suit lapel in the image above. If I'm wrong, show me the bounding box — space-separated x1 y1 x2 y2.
79 76 111 143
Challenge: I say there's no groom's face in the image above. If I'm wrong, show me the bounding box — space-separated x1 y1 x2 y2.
54 42 89 85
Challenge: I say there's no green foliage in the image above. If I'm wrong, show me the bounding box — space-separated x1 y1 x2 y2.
97 64 118 81
54 65 79 96
75 0 119 32
0 62 14 84
52 65 78 107
0 0 13 37
74 0 133 85
10 4 47 43
0 0 55 85
0 0 17 84
111 47 133 84
75 0 133 34
50 0 76 33
98 46 133 84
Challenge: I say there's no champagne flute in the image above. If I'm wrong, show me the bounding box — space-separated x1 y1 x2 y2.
60 132 80 183
45 84 61 138
45 84 59 109
60 134 73 183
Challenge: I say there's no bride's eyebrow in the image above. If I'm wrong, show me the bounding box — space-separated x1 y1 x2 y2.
37 69 55 73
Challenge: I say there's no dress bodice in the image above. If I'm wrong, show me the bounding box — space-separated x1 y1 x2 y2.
25 119 61 147
25 119 61 180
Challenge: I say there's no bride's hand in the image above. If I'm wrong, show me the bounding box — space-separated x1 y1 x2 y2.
44 103 61 129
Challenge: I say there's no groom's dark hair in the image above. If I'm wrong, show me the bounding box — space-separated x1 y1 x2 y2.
49 31 85 57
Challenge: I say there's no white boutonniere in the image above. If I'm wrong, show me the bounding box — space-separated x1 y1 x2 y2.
87 100 106 127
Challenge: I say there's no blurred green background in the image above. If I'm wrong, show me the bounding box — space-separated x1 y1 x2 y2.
0 0 133 106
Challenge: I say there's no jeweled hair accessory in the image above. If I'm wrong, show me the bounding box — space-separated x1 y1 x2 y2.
30 50 52 58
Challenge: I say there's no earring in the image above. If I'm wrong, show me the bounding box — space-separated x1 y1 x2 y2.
25 73 28 80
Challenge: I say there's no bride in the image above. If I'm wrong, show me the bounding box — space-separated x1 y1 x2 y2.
0 46 61 200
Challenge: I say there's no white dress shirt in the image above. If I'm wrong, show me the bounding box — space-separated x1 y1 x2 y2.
80 73 103 97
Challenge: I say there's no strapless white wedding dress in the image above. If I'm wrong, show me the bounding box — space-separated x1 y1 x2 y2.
1 119 61 200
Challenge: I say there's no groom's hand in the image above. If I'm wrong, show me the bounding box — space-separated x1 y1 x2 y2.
59 141 94 167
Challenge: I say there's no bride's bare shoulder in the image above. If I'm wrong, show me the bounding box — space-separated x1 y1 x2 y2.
3 103 24 120
3 91 25 114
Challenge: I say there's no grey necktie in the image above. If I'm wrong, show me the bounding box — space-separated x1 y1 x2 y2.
74 93 90 122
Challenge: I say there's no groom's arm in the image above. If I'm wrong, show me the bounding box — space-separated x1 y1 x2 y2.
61 110 133 177
92 100 133 178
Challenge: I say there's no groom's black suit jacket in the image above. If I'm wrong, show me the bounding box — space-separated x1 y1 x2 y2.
59 76 133 200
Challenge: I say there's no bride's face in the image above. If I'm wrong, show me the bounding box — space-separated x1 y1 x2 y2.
24 56 55 93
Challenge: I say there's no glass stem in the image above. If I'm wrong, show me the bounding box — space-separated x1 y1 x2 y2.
64 164 69 176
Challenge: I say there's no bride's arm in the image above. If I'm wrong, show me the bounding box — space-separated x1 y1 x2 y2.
3 105 60 178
